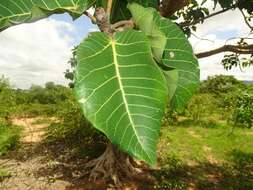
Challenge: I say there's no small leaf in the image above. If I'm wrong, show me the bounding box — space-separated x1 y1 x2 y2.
128 3 200 110
75 30 168 165
0 0 95 31
110 0 158 23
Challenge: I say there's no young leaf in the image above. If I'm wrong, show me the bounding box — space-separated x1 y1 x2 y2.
128 3 200 110
109 0 158 23
75 30 168 165
0 0 94 31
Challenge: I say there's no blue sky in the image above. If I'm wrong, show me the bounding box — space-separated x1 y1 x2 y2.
51 14 98 46
0 9 252 89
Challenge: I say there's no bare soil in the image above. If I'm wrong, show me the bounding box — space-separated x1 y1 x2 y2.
0 117 153 190
12 117 47 143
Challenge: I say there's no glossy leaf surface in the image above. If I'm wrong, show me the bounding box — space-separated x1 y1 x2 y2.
129 3 200 110
0 0 94 31
75 30 168 165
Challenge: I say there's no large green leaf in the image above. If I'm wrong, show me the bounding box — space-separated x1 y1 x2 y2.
0 0 95 31
128 3 200 110
75 29 167 165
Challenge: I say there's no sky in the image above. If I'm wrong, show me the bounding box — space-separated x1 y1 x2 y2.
0 3 252 89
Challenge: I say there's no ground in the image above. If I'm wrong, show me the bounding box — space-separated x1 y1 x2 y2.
0 117 151 190
0 117 253 190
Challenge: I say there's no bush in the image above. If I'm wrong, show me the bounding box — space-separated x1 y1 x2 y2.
186 94 218 122
153 155 187 190
200 75 246 95
231 93 253 128
46 100 106 157
0 120 21 155
13 103 59 117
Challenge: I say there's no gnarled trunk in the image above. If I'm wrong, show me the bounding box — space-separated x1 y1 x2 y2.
85 142 142 186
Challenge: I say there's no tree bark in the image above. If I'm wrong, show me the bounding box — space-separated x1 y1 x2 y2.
160 0 191 17
196 44 253 58
85 142 142 186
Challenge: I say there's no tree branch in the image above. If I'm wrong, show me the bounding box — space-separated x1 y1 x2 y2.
196 44 253 58
111 20 134 31
160 0 190 17
180 7 232 27
107 0 113 16
240 9 253 31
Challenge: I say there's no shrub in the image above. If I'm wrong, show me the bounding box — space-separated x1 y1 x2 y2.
200 75 246 95
186 94 218 122
232 93 253 128
0 120 21 155
46 100 106 157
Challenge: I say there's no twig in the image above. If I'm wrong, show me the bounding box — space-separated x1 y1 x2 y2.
107 0 113 16
240 9 253 31
224 37 253 45
111 20 134 31
191 32 215 43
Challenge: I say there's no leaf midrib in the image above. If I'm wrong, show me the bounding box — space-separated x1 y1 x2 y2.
111 39 151 161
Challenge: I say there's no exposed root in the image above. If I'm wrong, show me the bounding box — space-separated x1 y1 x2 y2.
85 142 142 187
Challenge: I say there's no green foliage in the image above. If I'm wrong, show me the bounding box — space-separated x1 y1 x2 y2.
153 155 186 190
187 94 218 122
28 82 72 104
75 30 168 165
232 93 253 128
156 123 253 190
1 0 200 165
128 3 200 111
200 75 246 95
65 47 78 88
0 77 74 117
46 100 106 157
221 39 253 70
0 0 94 31
238 0 253 14
0 76 15 118
0 168 11 182
0 121 21 155
222 54 253 70
96 0 158 23
174 0 210 36
214 0 234 9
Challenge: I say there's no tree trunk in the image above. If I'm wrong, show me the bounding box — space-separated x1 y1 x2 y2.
85 142 142 186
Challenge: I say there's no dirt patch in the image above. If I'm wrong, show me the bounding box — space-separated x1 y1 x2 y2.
187 182 197 190
188 130 201 138
0 117 151 190
12 117 49 143
202 146 219 165
245 131 253 135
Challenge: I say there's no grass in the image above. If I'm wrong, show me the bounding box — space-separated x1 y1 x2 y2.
0 121 21 155
155 119 253 190
0 168 10 182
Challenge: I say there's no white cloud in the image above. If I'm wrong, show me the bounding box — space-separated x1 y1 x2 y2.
0 5 252 89
0 18 74 89
199 54 253 81
189 8 253 81
196 9 250 37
